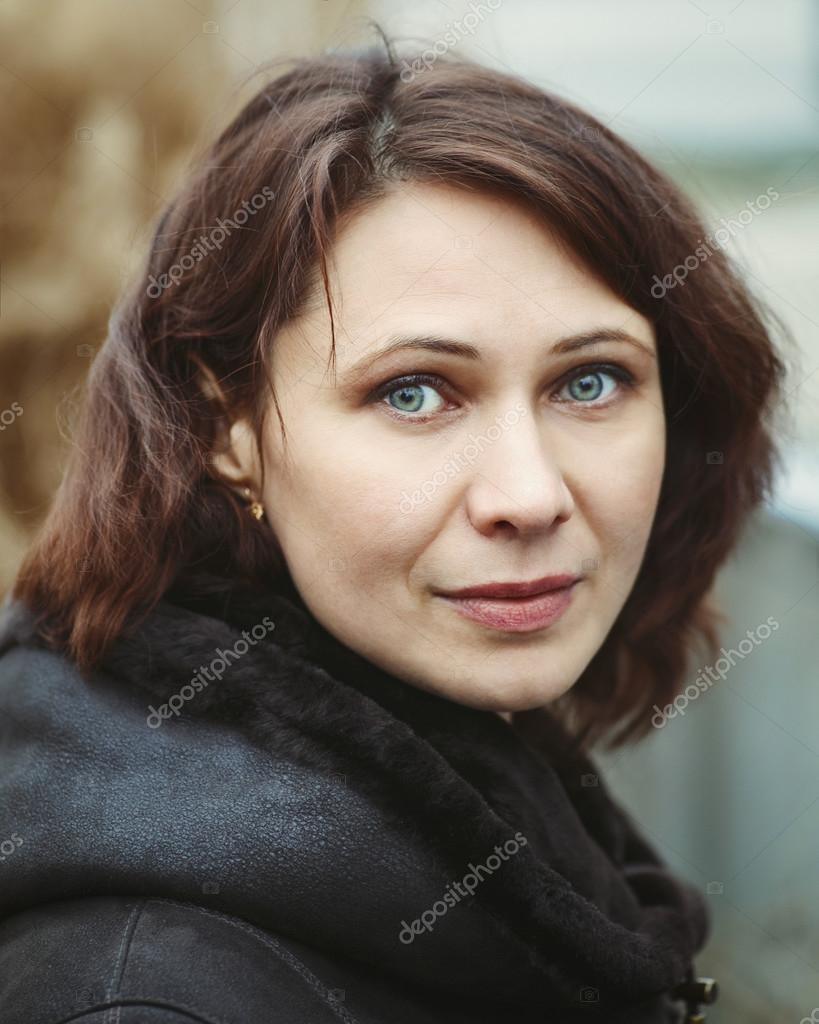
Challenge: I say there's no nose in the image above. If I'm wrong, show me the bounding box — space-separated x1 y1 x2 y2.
463 410 575 537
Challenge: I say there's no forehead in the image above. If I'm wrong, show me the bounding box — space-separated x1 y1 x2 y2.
331 182 589 292
284 182 654 367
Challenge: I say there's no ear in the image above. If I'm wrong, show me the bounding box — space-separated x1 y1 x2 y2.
192 354 262 492
210 416 262 492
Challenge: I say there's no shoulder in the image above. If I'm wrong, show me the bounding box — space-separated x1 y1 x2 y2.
0 895 352 1024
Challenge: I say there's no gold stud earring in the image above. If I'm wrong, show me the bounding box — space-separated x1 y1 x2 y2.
242 486 265 521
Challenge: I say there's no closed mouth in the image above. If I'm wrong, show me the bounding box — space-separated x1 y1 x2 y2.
435 573 582 601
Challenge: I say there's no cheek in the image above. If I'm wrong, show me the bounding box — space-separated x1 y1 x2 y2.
571 419 665 572
263 417 422 577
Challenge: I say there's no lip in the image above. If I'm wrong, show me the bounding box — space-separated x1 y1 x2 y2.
436 573 581 600
434 577 582 633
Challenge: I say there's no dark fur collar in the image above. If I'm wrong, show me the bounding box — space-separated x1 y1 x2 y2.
0 570 712 1015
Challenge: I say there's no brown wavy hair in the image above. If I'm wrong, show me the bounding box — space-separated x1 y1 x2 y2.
11 34 788 751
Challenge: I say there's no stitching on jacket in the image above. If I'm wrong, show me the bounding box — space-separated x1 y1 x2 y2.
145 897 361 1024
105 900 146 1024
50 995 228 1024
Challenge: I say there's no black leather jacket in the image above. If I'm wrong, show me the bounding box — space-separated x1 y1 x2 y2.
0 572 717 1023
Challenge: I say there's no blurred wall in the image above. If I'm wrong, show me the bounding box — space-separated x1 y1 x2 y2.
0 0 370 588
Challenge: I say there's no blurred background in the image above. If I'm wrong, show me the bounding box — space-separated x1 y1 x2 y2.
1 0 817 1018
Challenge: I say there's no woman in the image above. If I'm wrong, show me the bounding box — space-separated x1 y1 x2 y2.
0 36 784 1023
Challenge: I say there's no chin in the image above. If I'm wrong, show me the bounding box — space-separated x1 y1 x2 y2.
439 673 575 714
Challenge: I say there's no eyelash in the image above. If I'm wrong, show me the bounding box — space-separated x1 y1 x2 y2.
369 363 638 422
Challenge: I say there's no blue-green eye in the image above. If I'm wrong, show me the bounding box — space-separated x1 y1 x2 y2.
555 365 633 404
373 374 449 418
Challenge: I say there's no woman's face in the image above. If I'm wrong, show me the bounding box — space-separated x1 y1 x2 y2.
221 182 666 713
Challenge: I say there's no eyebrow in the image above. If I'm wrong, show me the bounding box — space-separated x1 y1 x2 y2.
342 327 656 379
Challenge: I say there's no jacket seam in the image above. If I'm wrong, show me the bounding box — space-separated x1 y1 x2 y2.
105 899 146 1024
50 998 227 1024
144 897 360 1024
